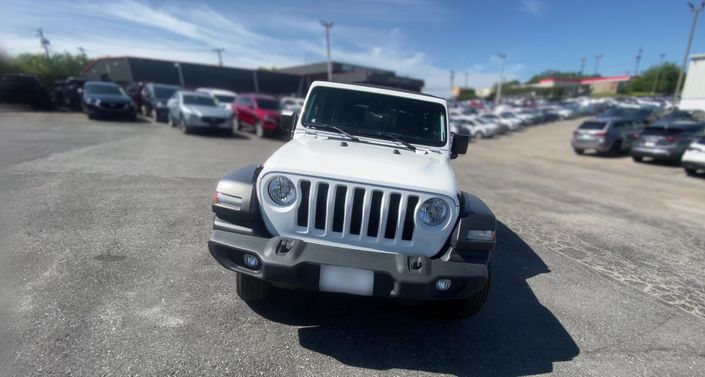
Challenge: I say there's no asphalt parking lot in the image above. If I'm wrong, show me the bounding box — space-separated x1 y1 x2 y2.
2 112 705 376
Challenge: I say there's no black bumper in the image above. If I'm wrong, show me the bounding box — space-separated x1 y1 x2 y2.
208 230 489 301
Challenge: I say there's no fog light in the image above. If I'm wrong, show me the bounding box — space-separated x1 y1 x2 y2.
243 254 260 269
436 279 452 291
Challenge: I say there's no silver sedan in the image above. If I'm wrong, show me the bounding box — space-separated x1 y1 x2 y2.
166 91 233 134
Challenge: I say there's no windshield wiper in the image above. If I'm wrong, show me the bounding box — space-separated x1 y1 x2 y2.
355 130 416 151
302 122 359 142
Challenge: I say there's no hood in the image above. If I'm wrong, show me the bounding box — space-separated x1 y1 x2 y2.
85 93 131 103
184 105 230 118
261 135 459 204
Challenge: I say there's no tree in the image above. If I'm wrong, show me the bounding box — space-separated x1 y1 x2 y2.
621 62 682 95
526 70 600 84
0 51 90 87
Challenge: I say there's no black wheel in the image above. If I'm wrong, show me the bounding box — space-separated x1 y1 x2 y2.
255 121 265 138
685 167 697 176
433 265 491 320
236 272 271 301
632 156 643 162
609 141 622 156
574 148 585 155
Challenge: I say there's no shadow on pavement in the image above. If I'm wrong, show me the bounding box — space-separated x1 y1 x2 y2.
248 222 579 376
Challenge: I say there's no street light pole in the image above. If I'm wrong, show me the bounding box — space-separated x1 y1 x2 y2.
495 53 507 105
579 57 586 75
213 48 224 66
174 63 185 87
594 54 603 75
320 20 334 81
674 1 705 100
652 53 667 95
634 48 643 76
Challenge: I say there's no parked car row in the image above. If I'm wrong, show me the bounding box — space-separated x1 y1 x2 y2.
448 104 567 140
571 108 705 177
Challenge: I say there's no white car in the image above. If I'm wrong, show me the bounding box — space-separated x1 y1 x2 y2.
208 81 497 319
496 111 523 131
682 137 705 176
280 96 304 112
196 88 237 111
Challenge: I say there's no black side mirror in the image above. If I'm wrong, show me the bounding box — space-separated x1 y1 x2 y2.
280 109 298 139
450 132 469 159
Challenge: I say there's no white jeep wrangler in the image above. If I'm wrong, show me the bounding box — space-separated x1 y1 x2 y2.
209 81 496 319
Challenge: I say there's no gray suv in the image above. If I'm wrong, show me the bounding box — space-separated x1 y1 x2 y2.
631 122 705 163
572 117 645 155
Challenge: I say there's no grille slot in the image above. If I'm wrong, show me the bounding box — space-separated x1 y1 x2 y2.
402 196 419 241
314 183 329 230
350 188 365 235
332 186 347 232
297 180 311 227
366 191 384 237
385 193 402 239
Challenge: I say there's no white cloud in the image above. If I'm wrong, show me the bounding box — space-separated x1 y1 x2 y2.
0 0 525 96
520 0 545 15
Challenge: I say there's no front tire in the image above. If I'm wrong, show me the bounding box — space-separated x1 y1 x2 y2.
433 266 491 320
236 273 271 301
179 115 191 134
632 156 643 162
609 140 622 156
685 167 697 176
574 148 585 155
255 121 265 138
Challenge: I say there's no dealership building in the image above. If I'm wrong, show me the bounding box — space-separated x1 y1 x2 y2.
82 57 424 96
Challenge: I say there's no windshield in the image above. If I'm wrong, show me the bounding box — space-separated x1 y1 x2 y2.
215 95 236 104
85 84 124 96
257 98 280 110
154 86 179 99
183 95 217 107
302 86 447 147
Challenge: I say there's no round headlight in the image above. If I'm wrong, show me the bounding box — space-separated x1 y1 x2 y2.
418 198 449 226
267 176 297 206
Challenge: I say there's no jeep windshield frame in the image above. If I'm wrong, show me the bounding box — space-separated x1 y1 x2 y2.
301 86 447 148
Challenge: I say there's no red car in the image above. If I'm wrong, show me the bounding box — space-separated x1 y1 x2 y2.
232 94 281 138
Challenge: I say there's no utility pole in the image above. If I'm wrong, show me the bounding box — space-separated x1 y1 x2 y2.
495 53 507 105
675 1 705 100
77 46 86 56
594 54 603 75
174 62 185 87
320 20 334 81
36 28 50 58
213 48 224 66
450 70 455 93
464 72 468 88
579 57 586 75
652 53 667 95
634 48 643 76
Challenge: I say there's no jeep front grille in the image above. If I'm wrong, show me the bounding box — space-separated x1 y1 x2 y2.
258 173 458 256
296 179 419 243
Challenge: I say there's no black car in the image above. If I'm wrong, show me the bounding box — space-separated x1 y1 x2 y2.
82 81 136 120
631 122 705 163
140 83 181 122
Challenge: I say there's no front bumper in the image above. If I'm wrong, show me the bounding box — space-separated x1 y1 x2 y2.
208 230 489 301
185 116 233 129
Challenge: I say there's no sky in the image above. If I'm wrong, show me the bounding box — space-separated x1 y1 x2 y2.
1 0 702 95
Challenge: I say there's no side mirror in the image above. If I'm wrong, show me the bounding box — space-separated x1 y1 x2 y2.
450 132 469 159
280 109 298 138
